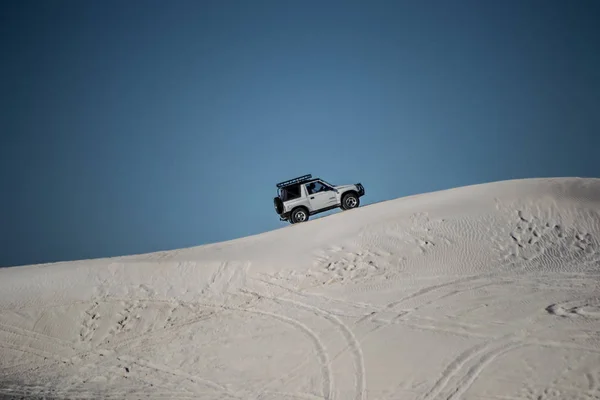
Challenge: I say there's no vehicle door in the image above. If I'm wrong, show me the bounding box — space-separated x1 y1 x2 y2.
304 181 337 211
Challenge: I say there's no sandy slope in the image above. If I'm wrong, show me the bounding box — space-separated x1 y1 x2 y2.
1 177 600 400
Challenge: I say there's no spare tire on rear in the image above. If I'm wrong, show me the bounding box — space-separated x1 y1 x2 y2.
274 197 284 214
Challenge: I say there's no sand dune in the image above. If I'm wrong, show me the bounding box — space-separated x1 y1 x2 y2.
1 177 599 400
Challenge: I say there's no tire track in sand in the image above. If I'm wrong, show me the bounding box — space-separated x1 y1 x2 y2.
241 288 366 400
117 355 242 399
202 261 251 302
0 321 79 371
244 307 333 400
421 334 523 400
2 298 328 400
385 274 496 310
108 298 334 400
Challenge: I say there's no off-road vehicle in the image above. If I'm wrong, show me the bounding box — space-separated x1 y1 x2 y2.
273 174 365 224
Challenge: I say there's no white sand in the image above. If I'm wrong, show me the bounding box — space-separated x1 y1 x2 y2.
1 177 599 400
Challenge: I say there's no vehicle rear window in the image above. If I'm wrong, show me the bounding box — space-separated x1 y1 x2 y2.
282 184 301 200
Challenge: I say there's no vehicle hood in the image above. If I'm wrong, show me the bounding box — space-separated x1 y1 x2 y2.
333 184 356 191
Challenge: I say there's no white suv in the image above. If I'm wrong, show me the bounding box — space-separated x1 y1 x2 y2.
273 174 365 224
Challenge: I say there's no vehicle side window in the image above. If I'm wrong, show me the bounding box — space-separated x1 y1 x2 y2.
306 181 330 194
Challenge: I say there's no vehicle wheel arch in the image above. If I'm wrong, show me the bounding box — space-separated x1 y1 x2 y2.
290 206 310 224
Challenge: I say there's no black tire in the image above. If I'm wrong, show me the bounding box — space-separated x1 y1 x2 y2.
290 207 309 224
341 192 360 210
274 197 283 214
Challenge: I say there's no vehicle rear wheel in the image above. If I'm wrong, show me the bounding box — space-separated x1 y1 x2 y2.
341 192 360 210
290 207 309 224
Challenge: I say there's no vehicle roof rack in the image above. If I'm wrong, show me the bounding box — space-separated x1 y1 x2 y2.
276 174 312 188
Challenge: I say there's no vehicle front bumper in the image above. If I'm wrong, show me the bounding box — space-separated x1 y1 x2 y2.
356 183 365 196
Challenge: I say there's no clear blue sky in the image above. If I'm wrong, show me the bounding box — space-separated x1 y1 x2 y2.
1 0 599 267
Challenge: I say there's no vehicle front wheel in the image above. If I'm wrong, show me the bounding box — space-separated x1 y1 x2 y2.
341 192 360 210
290 207 309 224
